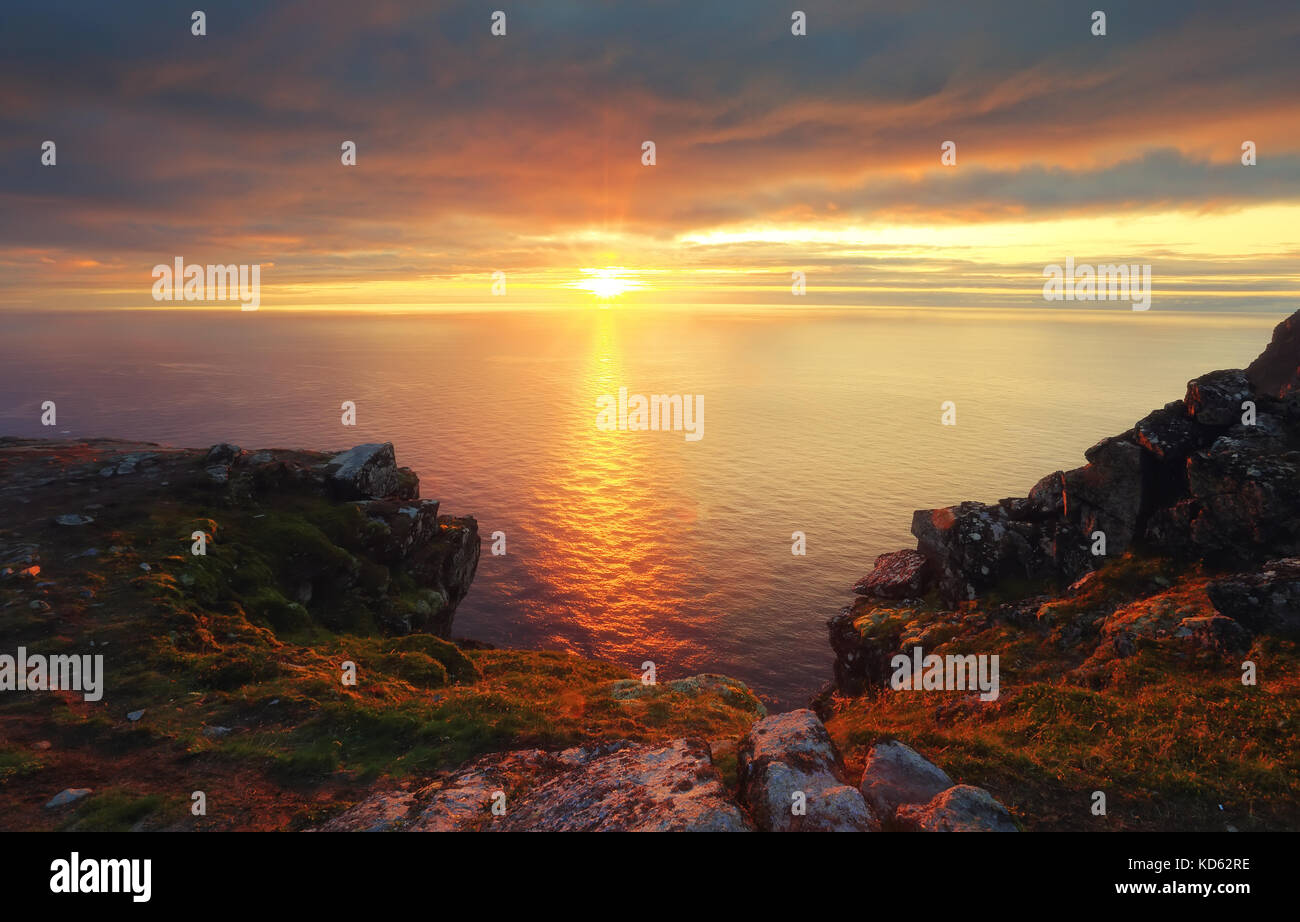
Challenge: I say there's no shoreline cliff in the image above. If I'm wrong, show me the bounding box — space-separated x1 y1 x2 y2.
820 308 1300 831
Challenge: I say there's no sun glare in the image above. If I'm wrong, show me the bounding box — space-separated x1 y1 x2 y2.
573 267 644 300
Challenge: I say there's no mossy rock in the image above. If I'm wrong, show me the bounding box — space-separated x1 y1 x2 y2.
387 634 479 683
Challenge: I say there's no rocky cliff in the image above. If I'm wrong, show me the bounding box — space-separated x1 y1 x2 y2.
1 438 481 638
822 310 1300 831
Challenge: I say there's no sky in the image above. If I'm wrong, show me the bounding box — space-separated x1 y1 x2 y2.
2 0 1299 311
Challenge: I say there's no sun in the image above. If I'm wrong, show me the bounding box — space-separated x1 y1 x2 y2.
572 267 644 300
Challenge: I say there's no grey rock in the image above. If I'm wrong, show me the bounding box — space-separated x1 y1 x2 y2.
738 709 875 832
54 514 94 526
1185 370 1254 427
860 740 955 825
894 784 1017 832
46 788 92 808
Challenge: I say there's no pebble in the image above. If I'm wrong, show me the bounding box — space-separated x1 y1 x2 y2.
45 788 92 808
54 514 94 526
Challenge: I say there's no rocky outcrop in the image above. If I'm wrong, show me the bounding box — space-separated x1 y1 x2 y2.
888 310 1300 605
325 443 419 501
0 437 481 639
1247 309 1300 397
853 549 932 599
1206 558 1300 638
318 739 754 832
737 709 875 831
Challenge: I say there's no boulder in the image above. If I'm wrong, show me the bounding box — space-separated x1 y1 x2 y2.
859 740 954 825
852 549 932 599
912 502 1058 603
206 443 242 465
326 443 417 500
894 784 1017 832
1183 437 1300 562
45 788 92 809
1062 434 1146 556
737 709 876 832
1135 401 1208 461
1246 309 1300 398
1176 615 1251 655
1206 559 1300 638
1185 370 1254 427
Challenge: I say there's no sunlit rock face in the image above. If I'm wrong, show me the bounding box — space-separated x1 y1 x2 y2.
318 739 755 832
737 709 876 832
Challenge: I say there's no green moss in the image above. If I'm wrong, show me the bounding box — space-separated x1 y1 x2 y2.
0 747 44 783
60 791 166 832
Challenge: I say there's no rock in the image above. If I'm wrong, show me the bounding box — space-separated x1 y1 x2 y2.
828 601 914 695
1024 471 1066 518
202 726 233 739
32 740 52 751
912 502 1055 603
1206 559 1300 637
1246 309 1300 398
859 740 955 825
320 739 753 832
498 739 752 832
206 443 242 465
406 515 481 634
894 784 1017 832
205 465 230 484
126 709 146 721
29 600 51 612
853 549 932 599
737 709 875 832
1135 401 1208 461
1177 615 1251 654
1185 370 1254 427
1062 434 1146 556
326 443 413 500
45 788 92 808
358 498 443 564
54 514 93 526
316 790 417 832
1181 436 1300 562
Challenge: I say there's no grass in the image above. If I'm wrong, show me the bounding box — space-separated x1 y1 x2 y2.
825 556 1300 831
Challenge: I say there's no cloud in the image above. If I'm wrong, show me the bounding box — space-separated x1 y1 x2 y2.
1 0 1298 307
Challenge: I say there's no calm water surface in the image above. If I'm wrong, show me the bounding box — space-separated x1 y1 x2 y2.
0 308 1282 707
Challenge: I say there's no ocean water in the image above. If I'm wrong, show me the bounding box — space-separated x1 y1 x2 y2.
0 307 1283 707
